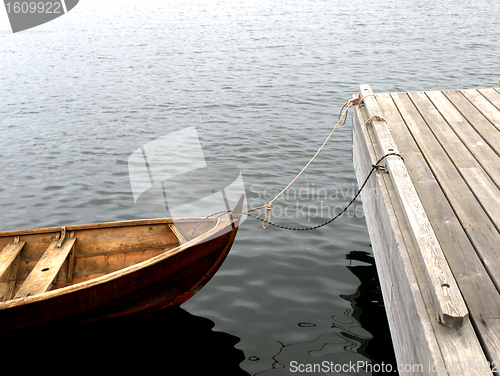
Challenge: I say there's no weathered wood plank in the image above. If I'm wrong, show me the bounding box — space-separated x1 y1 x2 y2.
360 85 468 328
388 90 500 364
476 87 500 114
353 101 449 374
370 93 495 374
443 89 500 158
14 233 76 298
481 318 500 363
0 217 206 239
377 92 500 318
409 91 500 233
4 254 21 301
168 223 187 245
0 240 25 278
424 90 500 190
0 238 24 301
390 91 500 294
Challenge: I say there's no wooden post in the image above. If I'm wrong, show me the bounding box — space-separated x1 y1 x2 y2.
359 85 469 328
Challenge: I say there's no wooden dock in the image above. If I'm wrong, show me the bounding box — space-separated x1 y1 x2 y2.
352 85 500 375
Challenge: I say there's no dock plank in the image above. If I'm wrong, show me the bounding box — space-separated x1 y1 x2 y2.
424 90 500 190
376 92 500 367
377 92 500 316
409 91 500 233
354 85 500 374
353 85 500 375
385 90 500 365
443 89 500 158
360 85 468 328
476 88 500 114
353 101 449 373
354 93 494 374
390 91 500 294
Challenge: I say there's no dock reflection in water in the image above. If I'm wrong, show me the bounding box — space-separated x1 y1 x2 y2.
6 307 250 375
342 250 398 370
245 250 397 376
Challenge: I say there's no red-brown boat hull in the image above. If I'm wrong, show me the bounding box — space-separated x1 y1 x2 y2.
0 222 238 337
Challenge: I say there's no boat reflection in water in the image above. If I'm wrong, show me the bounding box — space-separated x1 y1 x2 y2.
7 307 251 375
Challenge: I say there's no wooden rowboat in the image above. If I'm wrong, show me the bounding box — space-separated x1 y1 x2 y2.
0 194 245 337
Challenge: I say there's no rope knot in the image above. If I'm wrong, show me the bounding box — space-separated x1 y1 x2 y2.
366 114 387 125
262 204 272 229
347 95 362 107
372 163 388 173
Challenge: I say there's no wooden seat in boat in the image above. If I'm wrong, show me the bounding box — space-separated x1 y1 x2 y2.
14 228 76 299
0 237 25 301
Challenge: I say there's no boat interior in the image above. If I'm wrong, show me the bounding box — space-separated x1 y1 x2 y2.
0 217 221 302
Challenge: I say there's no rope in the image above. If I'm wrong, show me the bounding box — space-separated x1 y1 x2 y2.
244 153 404 231
366 114 387 125
243 93 376 229
190 209 230 240
193 94 394 232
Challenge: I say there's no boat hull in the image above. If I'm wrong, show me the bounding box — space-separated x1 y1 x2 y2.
0 215 240 337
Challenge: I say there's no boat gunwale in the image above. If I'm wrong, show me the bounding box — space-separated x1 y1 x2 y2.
0 216 236 309
0 217 216 238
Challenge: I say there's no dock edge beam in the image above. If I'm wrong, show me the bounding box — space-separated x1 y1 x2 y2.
357 85 469 328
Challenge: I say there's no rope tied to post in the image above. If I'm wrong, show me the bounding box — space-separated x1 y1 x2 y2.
245 93 395 230
365 114 387 125
246 152 404 231
262 204 272 229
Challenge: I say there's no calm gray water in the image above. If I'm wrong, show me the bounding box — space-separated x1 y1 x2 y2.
1 0 499 373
